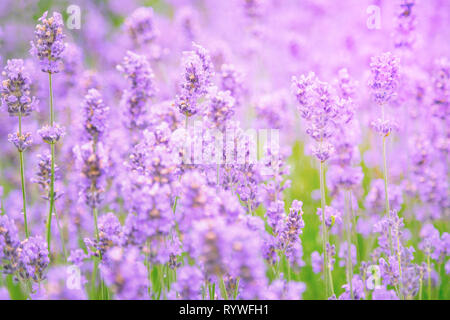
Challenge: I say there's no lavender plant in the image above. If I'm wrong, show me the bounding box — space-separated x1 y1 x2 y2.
0 1 448 302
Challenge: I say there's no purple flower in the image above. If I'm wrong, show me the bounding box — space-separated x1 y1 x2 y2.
336 68 357 99
393 0 416 50
31 266 87 300
168 265 203 300
8 131 33 152
339 275 365 300
16 236 49 282
38 123 66 144
30 11 66 74
368 52 400 105
266 279 306 300
117 51 156 129
220 64 244 101
265 200 285 235
204 86 235 129
0 288 10 300
100 246 148 300
175 43 214 116
370 118 399 137
311 251 323 274
317 206 342 229
1 59 37 116
82 89 109 142
125 7 159 46
338 241 357 268
311 142 335 162
278 200 305 262
32 153 62 200
74 141 109 209
372 287 399 300
68 249 88 268
0 215 19 274
85 212 123 257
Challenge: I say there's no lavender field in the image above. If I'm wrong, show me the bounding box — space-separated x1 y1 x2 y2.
0 0 449 300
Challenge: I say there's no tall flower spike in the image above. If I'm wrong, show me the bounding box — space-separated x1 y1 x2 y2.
175 43 214 117
368 52 400 106
1 59 37 237
117 51 156 129
125 7 159 46
1 59 37 116
82 88 109 142
30 11 66 74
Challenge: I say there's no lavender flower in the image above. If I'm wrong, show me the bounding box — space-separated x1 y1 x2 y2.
85 212 123 257
175 43 214 116
368 52 400 105
74 141 109 209
168 265 203 299
32 153 62 200
316 206 343 229
291 72 342 162
204 87 236 129
1 59 37 116
0 215 19 274
339 275 365 300
31 266 87 300
38 123 66 144
82 89 109 142
8 132 33 152
278 200 305 262
125 7 159 46
15 236 49 282
30 11 66 74
393 0 416 50
100 246 148 300
338 241 357 268
117 51 156 129
220 64 244 101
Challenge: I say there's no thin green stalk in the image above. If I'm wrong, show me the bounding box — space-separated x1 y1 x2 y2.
46 72 56 253
381 105 402 299
219 276 229 300
349 191 360 262
91 258 99 300
419 278 423 300
345 190 354 299
319 161 331 297
93 207 100 242
91 207 102 299
381 105 394 257
427 254 432 300
54 207 67 262
18 112 29 238
247 201 253 216
234 278 240 299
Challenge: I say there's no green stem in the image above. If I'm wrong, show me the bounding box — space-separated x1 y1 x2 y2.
319 161 331 297
46 72 55 253
46 143 56 252
419 278 423 300
219 276 229 300
427 254 432 300
54 207 67 262
93 207 100 242
382 135 393 255
345 190 354 299
18 113 29 238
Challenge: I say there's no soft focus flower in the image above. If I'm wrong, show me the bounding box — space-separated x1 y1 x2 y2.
1 59 37 116
30 11 65 73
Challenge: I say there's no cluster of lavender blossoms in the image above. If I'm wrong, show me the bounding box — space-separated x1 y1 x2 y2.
0 1 448 301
